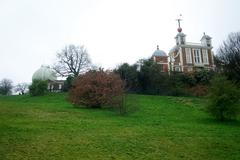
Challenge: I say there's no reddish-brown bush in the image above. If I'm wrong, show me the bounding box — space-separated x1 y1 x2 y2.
187 84 209 96
69 70 124 108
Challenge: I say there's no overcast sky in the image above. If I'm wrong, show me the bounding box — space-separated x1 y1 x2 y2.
0 0 240 84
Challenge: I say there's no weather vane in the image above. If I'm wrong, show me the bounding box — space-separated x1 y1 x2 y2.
176 14 183 32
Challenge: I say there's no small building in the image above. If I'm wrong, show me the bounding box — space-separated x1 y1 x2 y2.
168 19 215 72
152 45 168 73
32 65 64 92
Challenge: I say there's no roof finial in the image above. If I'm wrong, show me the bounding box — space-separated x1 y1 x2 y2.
176 14 182 32
157 45 159 50
203 32 206 36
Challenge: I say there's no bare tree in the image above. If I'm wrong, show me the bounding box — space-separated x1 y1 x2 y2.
53 44 91 77
15 83 29 95
0 78 13 95
217 32 240 82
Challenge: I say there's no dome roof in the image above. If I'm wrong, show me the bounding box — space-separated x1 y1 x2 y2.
152 45 167 57
32 65 57 81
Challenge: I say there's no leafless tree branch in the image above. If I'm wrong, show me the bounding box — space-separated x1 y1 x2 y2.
15 83 29 95
53 44 91 77
217 32 240 82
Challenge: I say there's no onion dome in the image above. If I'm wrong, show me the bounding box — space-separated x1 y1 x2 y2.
152 45 167 57
32 65 57 81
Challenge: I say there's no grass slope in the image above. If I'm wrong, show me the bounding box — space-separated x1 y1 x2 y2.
0 93 240 160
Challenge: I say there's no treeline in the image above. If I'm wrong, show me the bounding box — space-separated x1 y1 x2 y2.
114 59 215 96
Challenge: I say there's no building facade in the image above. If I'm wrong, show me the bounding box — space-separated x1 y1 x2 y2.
168 21 215 72
32 65 64 92
152 45 169 73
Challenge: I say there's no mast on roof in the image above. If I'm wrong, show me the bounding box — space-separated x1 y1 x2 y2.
176 14 183 33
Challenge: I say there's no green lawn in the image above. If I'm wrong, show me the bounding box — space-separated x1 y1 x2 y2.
0 93 240 160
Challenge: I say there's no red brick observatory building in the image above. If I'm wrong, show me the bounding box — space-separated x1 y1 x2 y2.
152 45 169 72
168 20 215 72
151 17 215 73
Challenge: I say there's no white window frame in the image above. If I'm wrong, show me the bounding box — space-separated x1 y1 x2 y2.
185 48 192 64
202 49 209 64
153 56 156 62
160 64 164 72
193 49 201 64
178 36 181 44
206 40 211 46
59 84 62 90
175 66 180 72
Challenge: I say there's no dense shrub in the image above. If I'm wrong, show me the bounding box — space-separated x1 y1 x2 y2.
207 76 240 121
29 80 48 96
0 78 13 95
217 32 240 83
139 62 169 95
180 72 196 86
181 70 215 86
69 70 124 109
63 75 75 92
168 72 187 96
187 84 209 97
114 63 139 92
194 70 215 85
115 59 216 96
172 70 214 96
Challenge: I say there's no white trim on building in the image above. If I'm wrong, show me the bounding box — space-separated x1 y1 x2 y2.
202 49 209 64
193 49 202 64
185 48 192 64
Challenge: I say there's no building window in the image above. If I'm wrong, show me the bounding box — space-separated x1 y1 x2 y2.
59 84 62 90
206 40 211 47
153 56 156 62
193 49 201 64
157 64 163 72
178 36 181 44
185 48 192 64
181 37 184 44
175 67 180 72
202 49 209 64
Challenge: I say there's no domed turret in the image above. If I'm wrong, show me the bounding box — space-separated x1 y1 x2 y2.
152 45 167 57
32 65 57 81
151 45 168 72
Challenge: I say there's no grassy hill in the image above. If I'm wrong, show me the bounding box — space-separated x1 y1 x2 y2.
0 93 240 160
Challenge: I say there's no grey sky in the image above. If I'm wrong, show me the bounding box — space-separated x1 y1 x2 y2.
0 0 240 84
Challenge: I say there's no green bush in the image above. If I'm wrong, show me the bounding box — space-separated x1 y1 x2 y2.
207 76 240 121
63 75 75 92
115 60 215 96
29 80 48 96
187 84 208 97
0 78 13 95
